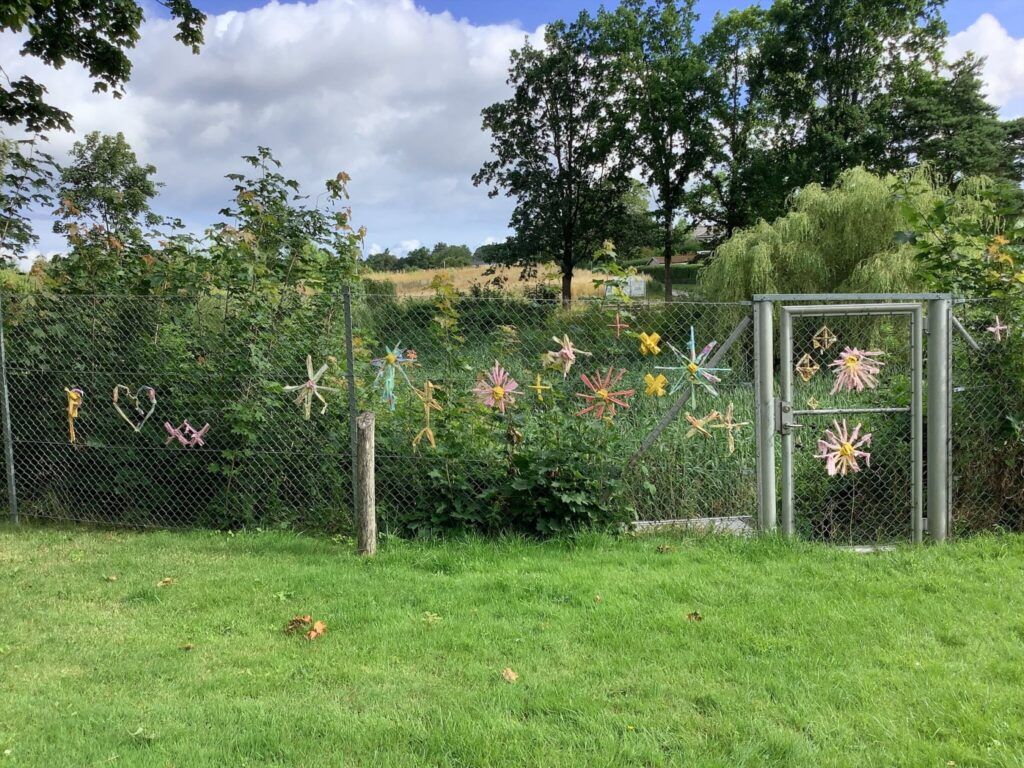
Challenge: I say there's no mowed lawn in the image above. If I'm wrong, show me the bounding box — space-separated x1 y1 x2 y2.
1 527 1023 767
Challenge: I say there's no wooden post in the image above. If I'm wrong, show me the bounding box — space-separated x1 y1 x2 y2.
356 411 377 556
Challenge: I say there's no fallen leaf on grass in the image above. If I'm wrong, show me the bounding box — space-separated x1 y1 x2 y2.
178 643 194 652
656 545 676 554
594 594 602 604
422 611 441 626
155 577 175 588
284 615 327 641
687 611 703 622
501 668 519 684
105 575 118 582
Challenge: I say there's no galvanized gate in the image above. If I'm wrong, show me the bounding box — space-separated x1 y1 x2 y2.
753 294 952 544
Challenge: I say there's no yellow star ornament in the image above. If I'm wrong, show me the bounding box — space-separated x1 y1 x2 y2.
638 332 662 356
644 373 668 397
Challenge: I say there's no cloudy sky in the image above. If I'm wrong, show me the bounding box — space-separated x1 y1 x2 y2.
3 0 1023 262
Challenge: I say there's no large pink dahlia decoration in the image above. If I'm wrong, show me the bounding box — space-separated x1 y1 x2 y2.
815 420 872 477
472 361 519 413
829 347 884 394
575 368 635 421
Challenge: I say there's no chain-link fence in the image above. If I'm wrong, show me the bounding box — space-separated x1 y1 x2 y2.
1 288 1021 542
951 297 1024 534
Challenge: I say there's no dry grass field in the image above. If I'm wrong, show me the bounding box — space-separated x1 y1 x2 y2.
364 264 651 299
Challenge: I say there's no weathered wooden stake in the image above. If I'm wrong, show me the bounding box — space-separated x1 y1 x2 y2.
356 411 377 556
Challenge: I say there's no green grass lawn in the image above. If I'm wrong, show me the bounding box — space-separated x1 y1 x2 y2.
1 526 1023 767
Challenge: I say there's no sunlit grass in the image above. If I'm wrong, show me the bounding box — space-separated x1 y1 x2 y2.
365 263 651 299
1 525 1023 766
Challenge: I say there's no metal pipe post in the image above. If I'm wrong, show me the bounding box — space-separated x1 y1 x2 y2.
911 307 924 544
342 287 360 522
926 297 951 542
753 299 776 533
778 309 794 536
0 293 17 523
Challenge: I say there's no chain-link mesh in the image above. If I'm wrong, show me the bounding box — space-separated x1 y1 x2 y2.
1 292 353 532
349 293 756 532
951 297 1024 535
2 289 1022 540
784 308 916 544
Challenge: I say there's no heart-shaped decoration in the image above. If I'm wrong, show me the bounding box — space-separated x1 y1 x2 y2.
112 385 157 432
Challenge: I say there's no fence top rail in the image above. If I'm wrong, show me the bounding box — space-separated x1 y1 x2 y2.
753 292 952 302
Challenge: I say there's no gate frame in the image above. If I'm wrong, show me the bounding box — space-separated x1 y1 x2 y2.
752 293 952 543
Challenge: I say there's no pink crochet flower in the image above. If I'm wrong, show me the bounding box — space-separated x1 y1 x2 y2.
472 361 519 414
815 420 872 476
575 368 635 421
829 347 884 394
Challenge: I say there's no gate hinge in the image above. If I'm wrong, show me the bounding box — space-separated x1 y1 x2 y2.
776 399 803 435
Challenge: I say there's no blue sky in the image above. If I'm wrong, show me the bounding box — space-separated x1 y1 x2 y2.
5 0 1023 262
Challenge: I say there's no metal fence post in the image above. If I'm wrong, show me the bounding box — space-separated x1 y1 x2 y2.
342 286 359 522
0 293 17 524
753 298 776 533
926 296 951 542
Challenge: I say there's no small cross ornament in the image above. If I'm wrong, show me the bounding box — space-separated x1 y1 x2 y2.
710 402 749 454
987 315 1009 342
608 312 630 339
684 410 721 440
527 373 552 402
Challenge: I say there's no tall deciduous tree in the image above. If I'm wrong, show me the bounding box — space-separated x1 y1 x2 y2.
0 0 205 134
606 0 712 301
749 0 948 219
689 8 768 239
474 13 632 306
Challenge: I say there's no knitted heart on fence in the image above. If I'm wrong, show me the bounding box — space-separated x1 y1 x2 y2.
112 385 157 432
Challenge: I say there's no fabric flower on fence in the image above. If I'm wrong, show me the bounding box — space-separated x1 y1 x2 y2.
473 361 518 414
164 420 210 448
655 326 729 401
575 368 635 421
815 420 872 476
987 316 1009 342
644 372 668 397
608 312 629 339
284 356 342 419
371 343 416 411
638 332 661 356
112 385 157 432
829 347 884 394
64 386 84 444
543 334 591 379
412 380 442 450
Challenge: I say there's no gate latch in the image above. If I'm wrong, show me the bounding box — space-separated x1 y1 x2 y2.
776 399 803 435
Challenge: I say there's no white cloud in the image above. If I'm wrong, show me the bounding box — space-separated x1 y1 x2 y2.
947 13 1024 118
1 0 542 255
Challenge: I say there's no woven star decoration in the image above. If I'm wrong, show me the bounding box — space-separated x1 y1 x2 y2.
284 355 341 419
710 402 749 454
684 410 720 439
575 368 635 421
371 343 416 411
812 325 838 351
795 353 820 383
655 326 730 402
412 381 442 450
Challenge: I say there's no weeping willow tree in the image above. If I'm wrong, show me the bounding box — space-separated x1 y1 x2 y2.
701 167 925 300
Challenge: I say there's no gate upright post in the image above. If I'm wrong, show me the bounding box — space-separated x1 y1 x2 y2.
753 298 777 533
926 297 951 542
0 293 17 524
342 286 360 523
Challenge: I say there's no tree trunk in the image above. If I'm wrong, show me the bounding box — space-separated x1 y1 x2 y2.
662 217 674 304
561 263 573 308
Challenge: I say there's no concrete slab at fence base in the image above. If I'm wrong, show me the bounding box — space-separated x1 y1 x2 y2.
631 515 756 536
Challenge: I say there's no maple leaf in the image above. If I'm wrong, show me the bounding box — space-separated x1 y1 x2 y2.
305 621 327 641
686 611 703 622
501 667 519 684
